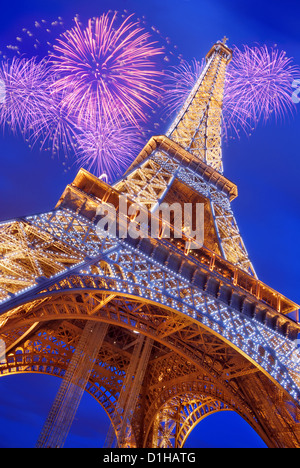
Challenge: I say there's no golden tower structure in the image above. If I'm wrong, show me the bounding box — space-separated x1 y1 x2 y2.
0 39 300 448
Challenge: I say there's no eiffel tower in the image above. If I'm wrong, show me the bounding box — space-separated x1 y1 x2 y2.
1 38 300 448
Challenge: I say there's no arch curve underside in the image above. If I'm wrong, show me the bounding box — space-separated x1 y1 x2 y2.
1 290 300 448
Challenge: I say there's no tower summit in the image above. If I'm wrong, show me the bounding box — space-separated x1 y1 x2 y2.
0 40 300 448
166 39 232 173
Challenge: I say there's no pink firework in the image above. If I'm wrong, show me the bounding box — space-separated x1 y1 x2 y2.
75 117 144 180
223 44 300 137
0 56 52 136
50 12 164 126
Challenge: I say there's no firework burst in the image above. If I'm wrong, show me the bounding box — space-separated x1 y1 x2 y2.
0 56 52 136
75 117 143 180
50 12 164 127
29 89 78 156
223 44 300 136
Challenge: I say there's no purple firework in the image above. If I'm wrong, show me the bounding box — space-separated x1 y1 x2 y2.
0 55 78 157
75 117 144 180
0 56 52 136
223 44 300 137
29 89 78 156
50 12 164 127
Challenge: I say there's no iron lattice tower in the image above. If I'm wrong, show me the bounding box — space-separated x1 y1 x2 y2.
0 39 300 448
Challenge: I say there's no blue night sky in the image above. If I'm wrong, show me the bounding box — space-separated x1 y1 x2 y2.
0 0 299 448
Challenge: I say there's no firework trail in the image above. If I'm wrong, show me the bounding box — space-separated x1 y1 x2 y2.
163 44 300 139
50 12 164 127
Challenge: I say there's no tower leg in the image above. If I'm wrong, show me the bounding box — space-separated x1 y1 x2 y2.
104 335 153 448
35 321 108 448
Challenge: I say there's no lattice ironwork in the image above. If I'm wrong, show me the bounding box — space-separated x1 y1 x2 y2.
36 320 109 448
105 335 153 448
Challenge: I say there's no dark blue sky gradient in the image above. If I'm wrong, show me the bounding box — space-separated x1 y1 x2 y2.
0 0 299 448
